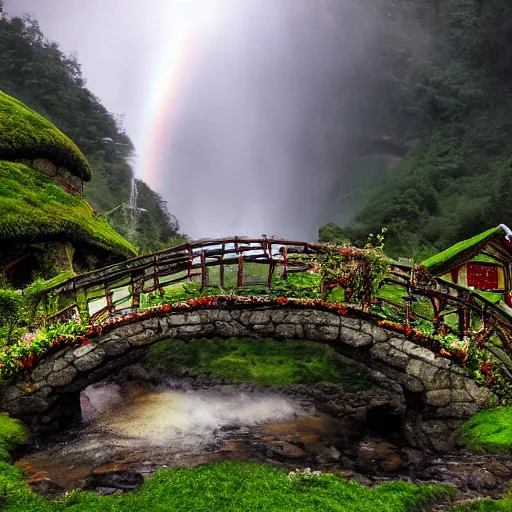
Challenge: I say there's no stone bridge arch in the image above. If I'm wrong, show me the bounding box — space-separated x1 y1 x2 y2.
0 305 493 451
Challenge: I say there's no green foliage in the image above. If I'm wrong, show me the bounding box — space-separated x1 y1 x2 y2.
327 1 512 258
147 337 378 390
318 223 351 245
457 407 512 454
319 245 390 306
270 272 322 299
0 161 136 258
0 320 87 379
0 413 30 463
0 90 91 180
0 288 23 345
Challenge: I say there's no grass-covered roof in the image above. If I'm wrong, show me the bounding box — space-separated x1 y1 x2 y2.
0 161 136 258
421 226 504 275
0 91 92 181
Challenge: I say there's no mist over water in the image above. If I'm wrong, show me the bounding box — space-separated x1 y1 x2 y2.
83 382 301 450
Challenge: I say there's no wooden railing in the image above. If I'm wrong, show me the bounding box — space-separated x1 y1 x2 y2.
39 237 325 325
35 236 512 362
379 265 512 359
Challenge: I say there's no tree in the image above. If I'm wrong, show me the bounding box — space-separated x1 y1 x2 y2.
318 223 351 245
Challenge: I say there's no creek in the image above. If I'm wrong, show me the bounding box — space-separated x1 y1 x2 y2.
14 369 512 502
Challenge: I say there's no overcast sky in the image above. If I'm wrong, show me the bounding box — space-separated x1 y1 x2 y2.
3 0 374 240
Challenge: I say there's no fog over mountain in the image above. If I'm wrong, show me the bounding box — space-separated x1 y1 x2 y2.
4 0 392 240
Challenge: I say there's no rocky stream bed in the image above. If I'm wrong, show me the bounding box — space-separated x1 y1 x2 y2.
13 366 512 507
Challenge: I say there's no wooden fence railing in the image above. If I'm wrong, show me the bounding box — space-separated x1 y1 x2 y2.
39 237 325 324
34 236 512 361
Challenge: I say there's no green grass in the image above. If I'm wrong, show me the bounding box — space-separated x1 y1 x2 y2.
421 227 502 275
0 91 91 181
377 284 407 306
147 337 378 390
452 495 512 511
0 161 136 258
0 459 456 512
457 407 512 453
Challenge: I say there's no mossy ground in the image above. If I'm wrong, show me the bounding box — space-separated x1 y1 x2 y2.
0 457 456 512
147 337 378 390
452 494 512 511
0 413 30 463
0 161 135 258
457 407 512 454
0 90 91 180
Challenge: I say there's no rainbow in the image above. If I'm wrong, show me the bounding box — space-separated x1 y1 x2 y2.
137 1 220 189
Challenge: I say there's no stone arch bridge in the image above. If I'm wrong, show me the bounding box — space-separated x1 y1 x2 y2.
0 303 492 452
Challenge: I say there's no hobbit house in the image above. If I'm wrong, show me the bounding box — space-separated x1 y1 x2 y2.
0 91 136 285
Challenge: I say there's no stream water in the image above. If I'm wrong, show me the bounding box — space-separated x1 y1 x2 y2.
15 375 512 501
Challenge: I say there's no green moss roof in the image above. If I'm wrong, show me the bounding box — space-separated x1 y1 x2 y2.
421 226 503 275
0 161 136 258
0 91 92 181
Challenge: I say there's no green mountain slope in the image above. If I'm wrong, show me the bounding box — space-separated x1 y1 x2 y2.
0 11 183 253
321 0 512 259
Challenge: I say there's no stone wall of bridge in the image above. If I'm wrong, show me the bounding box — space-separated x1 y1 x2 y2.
0 305 494 451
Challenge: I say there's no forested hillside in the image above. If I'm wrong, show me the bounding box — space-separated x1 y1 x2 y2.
0 5 183 253
322 0 512 259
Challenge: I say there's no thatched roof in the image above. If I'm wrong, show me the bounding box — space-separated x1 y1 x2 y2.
0 91 92 181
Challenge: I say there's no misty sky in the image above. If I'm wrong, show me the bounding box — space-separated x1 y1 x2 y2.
4 0 375 240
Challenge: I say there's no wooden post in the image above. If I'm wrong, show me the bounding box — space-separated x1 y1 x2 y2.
237 252 244 288
220 244 225 288
267 261 276 289
131 273 142 310
105 283 114 316
201 250 208 290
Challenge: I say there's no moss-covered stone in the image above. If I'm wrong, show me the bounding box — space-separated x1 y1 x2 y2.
0 413 30 462
0 90 92 181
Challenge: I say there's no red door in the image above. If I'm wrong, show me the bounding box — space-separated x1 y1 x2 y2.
467 263 499 290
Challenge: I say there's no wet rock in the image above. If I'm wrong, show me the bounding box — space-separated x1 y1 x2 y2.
95 487 118 496
361 323 388 342
103 339 130 357
27 476 66 498
46 366 77 387
73 348 106 372
355 440 402 473
469 469 498 492
380 454 402 472
321 445 341 461
425 389 452 407
87 469 144 492
488 460 512 477
268 441 306 459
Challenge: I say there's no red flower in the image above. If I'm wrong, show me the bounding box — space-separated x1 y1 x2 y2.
438 348 452 358
276 297 288 305
337 305 348 316
480 362 493 374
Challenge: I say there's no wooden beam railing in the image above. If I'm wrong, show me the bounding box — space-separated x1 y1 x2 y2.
38 236 512 361
40 237 324 325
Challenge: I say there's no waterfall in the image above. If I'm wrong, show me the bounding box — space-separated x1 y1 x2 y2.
126 177 139 242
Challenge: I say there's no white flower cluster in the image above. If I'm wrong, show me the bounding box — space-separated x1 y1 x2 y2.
287 468 322 480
